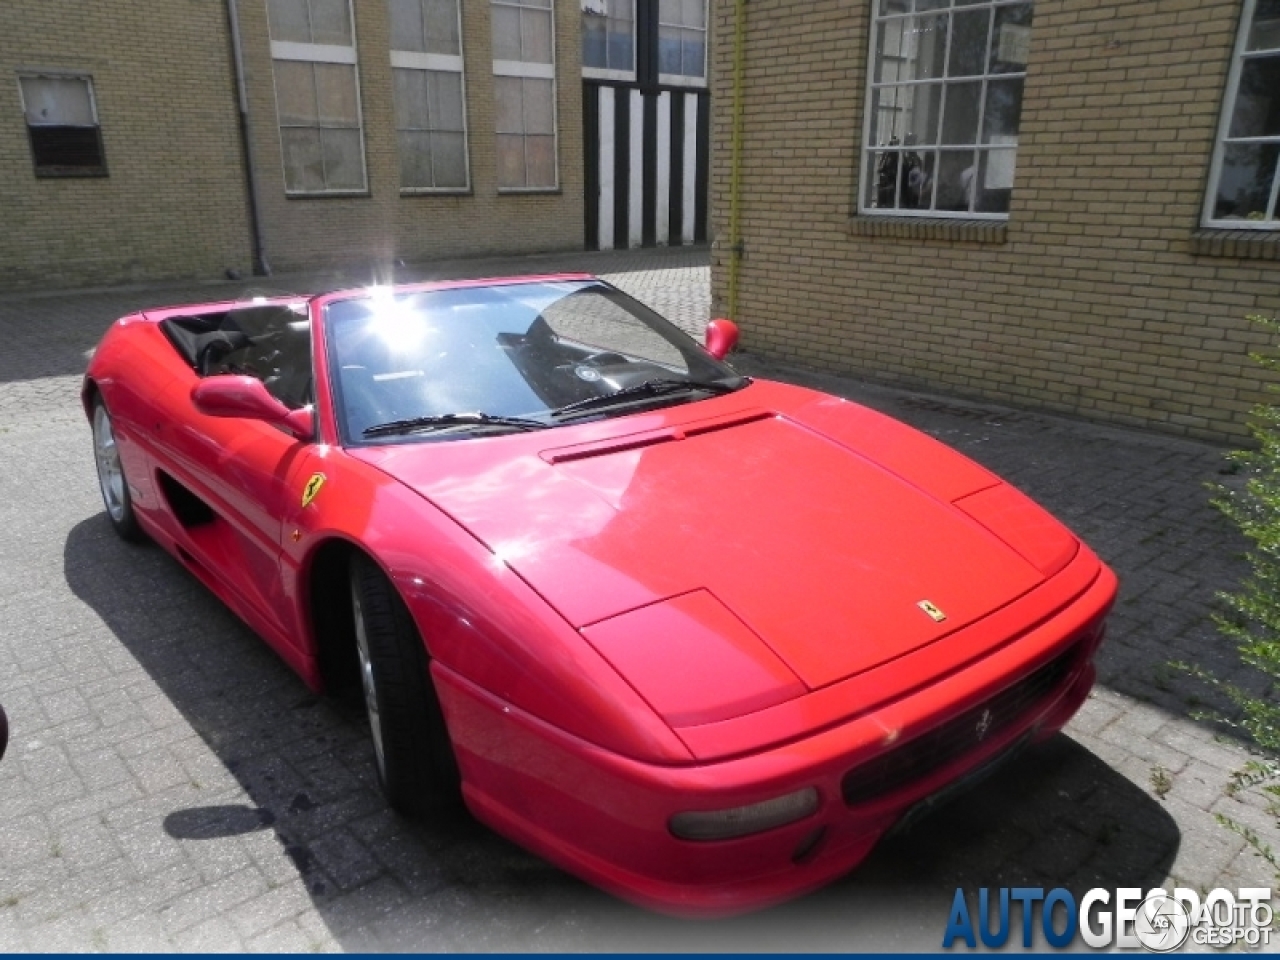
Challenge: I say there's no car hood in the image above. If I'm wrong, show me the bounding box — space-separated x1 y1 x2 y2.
351 393 1049 692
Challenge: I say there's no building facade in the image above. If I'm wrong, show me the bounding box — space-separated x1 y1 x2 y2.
710 0 1280 442
2 1 711 291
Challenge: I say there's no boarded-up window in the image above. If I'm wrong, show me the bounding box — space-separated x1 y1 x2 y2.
492 0 558 190
389 0 470 190
267 0 368 194
18 74 106 177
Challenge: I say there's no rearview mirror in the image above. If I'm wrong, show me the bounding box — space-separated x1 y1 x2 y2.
704 317 740 360
191 376 313 440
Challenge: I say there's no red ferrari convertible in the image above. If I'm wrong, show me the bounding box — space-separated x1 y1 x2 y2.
84 275 1116 914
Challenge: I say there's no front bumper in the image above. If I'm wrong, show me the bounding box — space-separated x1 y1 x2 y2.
433 552 1117 916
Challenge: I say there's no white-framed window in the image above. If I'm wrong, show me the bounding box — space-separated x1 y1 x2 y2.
582 0 635 81
17 72 107 177
657 0 707 87
388 0 470 191
491 0 558 190
1204 0 1280 229
267 0 368 194
860 0 1032 218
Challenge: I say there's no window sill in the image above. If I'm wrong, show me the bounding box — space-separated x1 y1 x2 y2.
284 190 371 199
848 215 1008 244
34 166 108 178
1190 228 1280 261
399 188 472 197
497 187 562 196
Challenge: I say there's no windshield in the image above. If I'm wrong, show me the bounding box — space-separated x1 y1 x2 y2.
324 279 746 445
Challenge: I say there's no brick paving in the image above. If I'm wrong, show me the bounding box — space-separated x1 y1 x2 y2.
0 246 1275 951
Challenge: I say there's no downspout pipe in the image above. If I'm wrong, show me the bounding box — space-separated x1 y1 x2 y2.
227 0 271 276
726 0 746 319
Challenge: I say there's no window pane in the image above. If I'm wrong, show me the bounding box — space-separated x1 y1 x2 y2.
526 133 556 186
275 61 318 125
431 130 468 186
658 0 679 24
1214 143 1279 220
880 0 910 14
282 127 324 191
1248 0 1280 51
608 0 632 19
496 133 526 187
658 24 682 72
975 148 1015 211
911 13 949 80
425 0 461 54
321 128 364 188
492 5 522 59
936 148 976 211
20 76 94 126
906 82 942 145
983 76 1024 141
990 4 1033 73
393 68 430 129
874 19 909 83
948 7 990 77
916 0 949 11
523 78 554 134
940 80 980 144
399 129 433 186
309 0 353 45
389 0 427 51
429 70 465 131
683 0 706 29
680 29 705 76
267 0 311 42
1228 55 1280 139
607 26 634 70
583 15 607 67
521 8 554 62
315 63 359 126
494 75 523 132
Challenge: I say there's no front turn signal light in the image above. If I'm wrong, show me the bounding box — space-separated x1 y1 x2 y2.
669 787 819 841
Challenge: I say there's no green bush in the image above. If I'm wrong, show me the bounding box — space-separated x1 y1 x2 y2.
1203 313 1280 880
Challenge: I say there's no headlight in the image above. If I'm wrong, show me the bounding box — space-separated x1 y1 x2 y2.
669 787 819 841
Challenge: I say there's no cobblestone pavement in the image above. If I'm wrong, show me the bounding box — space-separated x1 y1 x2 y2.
0 246 1275 951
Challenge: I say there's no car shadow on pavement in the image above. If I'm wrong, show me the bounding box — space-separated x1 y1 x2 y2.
63 515 1178 951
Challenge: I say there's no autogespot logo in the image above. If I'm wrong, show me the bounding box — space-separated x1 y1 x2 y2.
942 885 1274 951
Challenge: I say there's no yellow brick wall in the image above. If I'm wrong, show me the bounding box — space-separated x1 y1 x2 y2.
239 0 585 276
0 0 585 290
709 0 1280 443
0 1 252 289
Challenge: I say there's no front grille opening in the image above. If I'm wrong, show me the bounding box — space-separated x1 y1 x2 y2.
841 643 1080 807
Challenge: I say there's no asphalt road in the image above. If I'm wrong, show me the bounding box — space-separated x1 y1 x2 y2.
0 246 1274 951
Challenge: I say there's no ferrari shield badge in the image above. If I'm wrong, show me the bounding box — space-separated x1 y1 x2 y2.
301 472 326 508
917 599 947 622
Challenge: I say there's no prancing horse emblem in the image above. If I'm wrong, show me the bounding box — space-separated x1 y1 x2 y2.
975 708 993 742
917 599 947 622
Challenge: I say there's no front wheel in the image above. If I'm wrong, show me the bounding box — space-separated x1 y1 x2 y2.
91 398 143 542
349 554 460 817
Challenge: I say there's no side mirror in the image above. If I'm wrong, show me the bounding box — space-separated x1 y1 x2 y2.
704 317 740 360
191 375 313 440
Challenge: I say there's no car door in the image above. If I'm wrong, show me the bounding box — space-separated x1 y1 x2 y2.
155 305 313 649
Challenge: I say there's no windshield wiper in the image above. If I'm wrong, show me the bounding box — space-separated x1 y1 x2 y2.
362 412 549 438
550 378 739 419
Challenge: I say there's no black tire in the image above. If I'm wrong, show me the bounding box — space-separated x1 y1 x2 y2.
91 397 144 542
0 703 8 763
349 554 460 817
